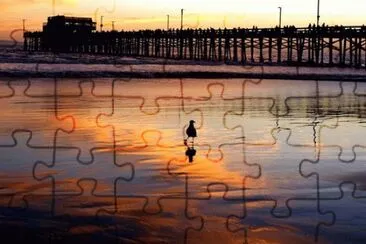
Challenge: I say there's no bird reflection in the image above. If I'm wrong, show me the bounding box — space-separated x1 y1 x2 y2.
185 145 196 163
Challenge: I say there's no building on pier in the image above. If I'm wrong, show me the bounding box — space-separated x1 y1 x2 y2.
43 15 96 33
42 15 96 52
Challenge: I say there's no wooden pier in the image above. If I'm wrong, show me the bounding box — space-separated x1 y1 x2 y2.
24 25 366 68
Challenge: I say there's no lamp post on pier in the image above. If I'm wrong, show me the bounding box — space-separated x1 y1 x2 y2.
181 9 184 30
317 0 320 26
100 15 104 32
167 14 170 30
278 6 282 28
22 19 26 34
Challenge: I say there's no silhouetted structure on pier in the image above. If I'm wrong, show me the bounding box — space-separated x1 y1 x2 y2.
24 17 366 68
26 15 96 52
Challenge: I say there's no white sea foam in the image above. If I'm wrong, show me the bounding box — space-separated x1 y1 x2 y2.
0 50 366 78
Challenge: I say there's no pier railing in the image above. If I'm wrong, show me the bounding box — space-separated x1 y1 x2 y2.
24 25 366 68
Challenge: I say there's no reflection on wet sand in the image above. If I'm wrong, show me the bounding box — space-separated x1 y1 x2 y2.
1 78 366 243
185 145 197 163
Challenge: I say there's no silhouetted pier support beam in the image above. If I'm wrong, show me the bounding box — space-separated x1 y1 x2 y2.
233 28 238 62
329 37 333 65
259 33 264 63
315 29 320 64
179 30 183 59
268 36 273 63
218 29 222 61
277 35 282 63
23 36 28 51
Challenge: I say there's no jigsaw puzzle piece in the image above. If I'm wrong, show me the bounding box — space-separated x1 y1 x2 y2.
22 78 59 97
181 78 245 99
318 81 365 116
168 142 260 200
245 79 343 116
55 79 114 162
0 79 73 146
97 197 203 244
55 78 128 97
18 179 117 243
352 81 366 116
231 79 345 147
287 80 343 115
33 147 134 196
53 179 116 216
353 81 366 95
225 97 278 145
113 78 182 114
243 79 320 116
243 128 318 216
24 77 111 100
0 79 13 97
0 201 70 244
319 116 366 162
186 184 245 243
0 130 54 213
113 131 188 214
225 79 343 146
85 78 120 97
278 116 322 147
52 180 117 242
300 147 366 199
228 197 334 244
317 183 366 243
182 81 244 160
277 80 344 146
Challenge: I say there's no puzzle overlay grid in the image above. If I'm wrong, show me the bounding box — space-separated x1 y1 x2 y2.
0 76 366 244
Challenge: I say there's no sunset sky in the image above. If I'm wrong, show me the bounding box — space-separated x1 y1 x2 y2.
1 0 366 40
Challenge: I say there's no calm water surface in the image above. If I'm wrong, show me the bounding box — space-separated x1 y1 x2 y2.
0 77 366 243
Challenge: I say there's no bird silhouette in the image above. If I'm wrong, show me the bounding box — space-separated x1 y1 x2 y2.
184 120 197 146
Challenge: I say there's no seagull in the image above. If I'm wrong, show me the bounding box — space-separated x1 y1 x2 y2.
185 120 197 145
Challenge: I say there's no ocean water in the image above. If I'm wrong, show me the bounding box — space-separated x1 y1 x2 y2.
0 77 366 243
